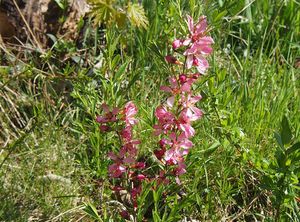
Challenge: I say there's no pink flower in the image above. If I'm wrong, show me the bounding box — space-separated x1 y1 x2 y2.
177 115 195 138
120 126 133 141
122 140 140 156
108 163 126 178
186 15 210 44
154 139 167 160
184 37 214 56
134 162 146 169
174 161 187 176
172 39 182 49
136 174 147 181
163 133 193 165
154 106 176 135
112 186 124 192
183 15 214 73
165 132 193 149
154 148 165 160
160 77 178 93
160 76 192 95
181 94 203 121
186 54 209 74
165 147 182 165
123 101 138 126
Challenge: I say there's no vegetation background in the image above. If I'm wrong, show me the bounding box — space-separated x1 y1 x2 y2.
0 0 299 221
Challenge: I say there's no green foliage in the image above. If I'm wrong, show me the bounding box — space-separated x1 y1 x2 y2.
1 0 300 221
262 116 300 221
87 0 149 29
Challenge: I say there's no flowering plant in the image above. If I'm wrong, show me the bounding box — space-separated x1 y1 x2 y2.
96 14 213 220
153 15 213 183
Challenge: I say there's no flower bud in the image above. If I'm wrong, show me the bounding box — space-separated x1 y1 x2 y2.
165 55 179 64
136 174 147 180
135 162 146 169
179 74 187 83
120 210 130 219
172 39 182 49
193 57 200 66
154 148 165 160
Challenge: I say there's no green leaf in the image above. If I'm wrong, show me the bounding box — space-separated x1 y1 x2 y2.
111 55 121 70
114 61 129 81
204 141 221 156
213 10 227 23
127 3 149 29
281 116 292 145
287 142 300 155
127 73 139 90
152 211 162 221
274 132 284 150
88 0 117 25
83 202 101 220
54 0 68 9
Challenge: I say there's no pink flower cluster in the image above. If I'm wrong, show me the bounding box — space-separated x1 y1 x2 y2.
172 15 214 74
154 15 213 181
96 101 146 212
96 14 213 219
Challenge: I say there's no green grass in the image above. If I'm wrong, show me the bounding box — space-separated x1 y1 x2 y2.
1 0 300 221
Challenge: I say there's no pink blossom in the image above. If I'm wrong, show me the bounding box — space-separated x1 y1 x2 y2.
161 76 198 100
154 149 165 160
163 133 193 165
186 15 210 44
181 94 203 121
177 115 195 138
120 126 133 141
108 163 126 178
121 140 140 158
172 39 182 49
131 186 142 201
165 147 182 165
184 36 214 55
123 101 138 126
160 77 178 93
154 106 176 135
136 174 147 181
165 132 193 150
134 162 146 169
154 139 167 160
183 15 214 73
174 161 187 176
186 54 209 74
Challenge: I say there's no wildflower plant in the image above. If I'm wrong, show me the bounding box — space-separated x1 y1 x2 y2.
153 15 213 184
96 14 213 220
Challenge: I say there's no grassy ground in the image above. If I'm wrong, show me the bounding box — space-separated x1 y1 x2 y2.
1 0 300 221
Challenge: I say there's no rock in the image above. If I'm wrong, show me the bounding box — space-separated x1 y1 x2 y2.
0 10 16 39
0 0 90 46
